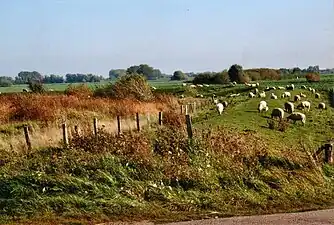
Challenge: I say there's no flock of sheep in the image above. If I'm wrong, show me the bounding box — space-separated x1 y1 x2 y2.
214 83 327 126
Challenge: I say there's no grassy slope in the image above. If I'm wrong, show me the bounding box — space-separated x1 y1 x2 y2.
1 77 334 224
194 88 334 149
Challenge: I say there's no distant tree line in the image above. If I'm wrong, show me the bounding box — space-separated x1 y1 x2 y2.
0 71 104 87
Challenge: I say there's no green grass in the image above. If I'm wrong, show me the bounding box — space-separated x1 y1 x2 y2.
193 87 334 149
1 76 334 224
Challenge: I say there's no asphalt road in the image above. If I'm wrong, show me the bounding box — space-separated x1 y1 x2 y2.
101 209 334 225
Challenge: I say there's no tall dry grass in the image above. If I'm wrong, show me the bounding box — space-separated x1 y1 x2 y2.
0 93 177 124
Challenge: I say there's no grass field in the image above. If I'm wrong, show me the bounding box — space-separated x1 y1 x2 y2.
1 75 334 224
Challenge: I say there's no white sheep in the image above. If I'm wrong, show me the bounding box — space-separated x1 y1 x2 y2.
254 88 259 94
283 92 291 98
315 93 320 98
203 84 210 87
277 86 285 90
256 82 260 87
286 84 295 90
259 92 266 98
318 102 326 110
216 103 224 115
271 108 285 120
301 85 307 89
311 88 316 94
190 84 196 88
213 99 219 104
300 93 306 98
182 83 187 87
297 101 311 111
229 93 240 97
151 86 157 90
258 101 269 113
180 94 185 98
284 102 294 113
287 112 306 125
271 93 278 99
222 101 228 107
197 84 203 87
294 95 301 102
249 92 255 98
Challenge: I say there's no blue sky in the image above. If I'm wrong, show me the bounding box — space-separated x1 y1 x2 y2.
0 0 333 77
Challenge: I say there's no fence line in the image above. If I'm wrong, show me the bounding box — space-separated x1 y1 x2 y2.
21 100 212 151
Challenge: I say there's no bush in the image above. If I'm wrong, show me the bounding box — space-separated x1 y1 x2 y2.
228 64 250 83
268 119 289 132
193 71 229 84
28 81 46 94
305 73 320 82
171 71 187 80
64 84 93 98
94 74 154 101
244 68 281 81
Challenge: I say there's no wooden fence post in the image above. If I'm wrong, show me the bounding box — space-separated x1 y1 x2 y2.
185 115 193 139
136 112 140 132
23 125 32 151
158 111 163 125
325 143 333 164
93 118 98 136
185 105 188 115
117 115 121 135
181 105 183 114
74 125 80 136
62 123 69 146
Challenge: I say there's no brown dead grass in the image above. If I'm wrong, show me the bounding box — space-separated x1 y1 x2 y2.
0 93 176 124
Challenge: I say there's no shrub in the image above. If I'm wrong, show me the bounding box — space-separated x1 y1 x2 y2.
305 73 320 82
161 110 186 128
244 68 281 81
228 64 250 84
28 81 46 94
268 119 289 132
94 74 154 101
64 84 93 98
193 71 229 84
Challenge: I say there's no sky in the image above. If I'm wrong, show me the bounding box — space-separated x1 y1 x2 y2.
0 0 333 77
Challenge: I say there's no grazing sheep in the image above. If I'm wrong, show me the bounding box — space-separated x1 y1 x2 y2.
284 102 294 113
213 99 219 104
271 93 278 99
297 101 311 111
300 93 306 98
203 84 210 87
254 88 259 94
311 88 316 94
287 112 306 125
256 82 260 87
286 84 295 90
271 108 285 120
230 81 237 86
318 102 326 110
265 87 270 91
294 95 301 102
249 92 255 98
277 86 285 90
190 84 196 88
315 93 320 98
308 87 313 91
151 86 157 90
180 94 185 98
258 101 269 113
222 101 228 107
22 88 28 92
284 92 291 98
197 84 203 87
182 83 187 87
229 93 240 97
301 85 307 89
49 89 54 92
259 92 266 98
216 103 224 115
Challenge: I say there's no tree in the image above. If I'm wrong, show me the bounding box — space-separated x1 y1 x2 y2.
65 73 103 83
15 71 43 84
43 74 64 83
292 67 301 74
109 69 126 79
171 70 186 80
0 76 14 87
228 64 249 83
28 80 46 93
126 64 162 80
